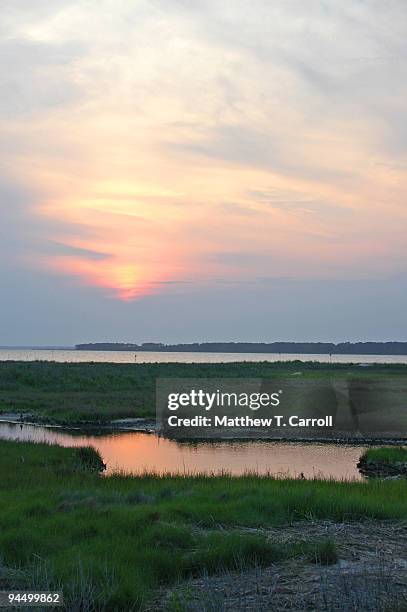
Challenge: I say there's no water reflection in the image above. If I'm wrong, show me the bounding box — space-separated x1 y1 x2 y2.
1 348 407 364
0 422 365 480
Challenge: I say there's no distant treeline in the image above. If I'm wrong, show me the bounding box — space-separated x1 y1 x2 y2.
75 342 407 355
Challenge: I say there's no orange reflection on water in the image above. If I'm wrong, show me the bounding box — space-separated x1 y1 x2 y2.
0 423 365 480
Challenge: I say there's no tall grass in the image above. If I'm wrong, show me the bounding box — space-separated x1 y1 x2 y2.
0 439 406 609
1 360 405 423
362 446 407 464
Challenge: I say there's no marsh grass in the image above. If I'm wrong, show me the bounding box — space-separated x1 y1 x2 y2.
362 446 407 464
301 538 338 565
1 360 405 423
74 446 106 471
1 440 407 609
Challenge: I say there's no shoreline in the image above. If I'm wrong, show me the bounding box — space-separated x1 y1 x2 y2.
0 413 156 433
0 413 406 445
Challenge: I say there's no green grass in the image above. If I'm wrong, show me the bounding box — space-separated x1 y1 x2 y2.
0 439 407 609
300 538 338 565
362 446 407 464
1 360 406 424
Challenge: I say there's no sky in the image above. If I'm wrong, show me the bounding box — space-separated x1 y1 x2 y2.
1 0 407 345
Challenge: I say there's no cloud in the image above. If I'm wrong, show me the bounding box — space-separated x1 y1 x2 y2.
0 38 84 118
44 242 112 261
1 0 407 310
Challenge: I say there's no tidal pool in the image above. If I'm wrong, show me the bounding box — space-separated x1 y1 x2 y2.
0 422 366 480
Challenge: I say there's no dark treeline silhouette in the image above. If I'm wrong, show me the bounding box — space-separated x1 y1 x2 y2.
75 341 407 355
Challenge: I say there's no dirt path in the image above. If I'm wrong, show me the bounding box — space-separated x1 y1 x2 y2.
151 521 407 611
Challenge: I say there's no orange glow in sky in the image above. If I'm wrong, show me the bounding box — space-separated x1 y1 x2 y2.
3 1 407 301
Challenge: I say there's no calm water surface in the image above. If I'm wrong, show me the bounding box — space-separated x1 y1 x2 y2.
0 422 366 480
0 349 382 480
0 348 406 364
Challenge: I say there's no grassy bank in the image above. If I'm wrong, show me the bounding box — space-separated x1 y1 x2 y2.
358 446 407 478
1 440 407 610
1 360 406 424
362 446 407 464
